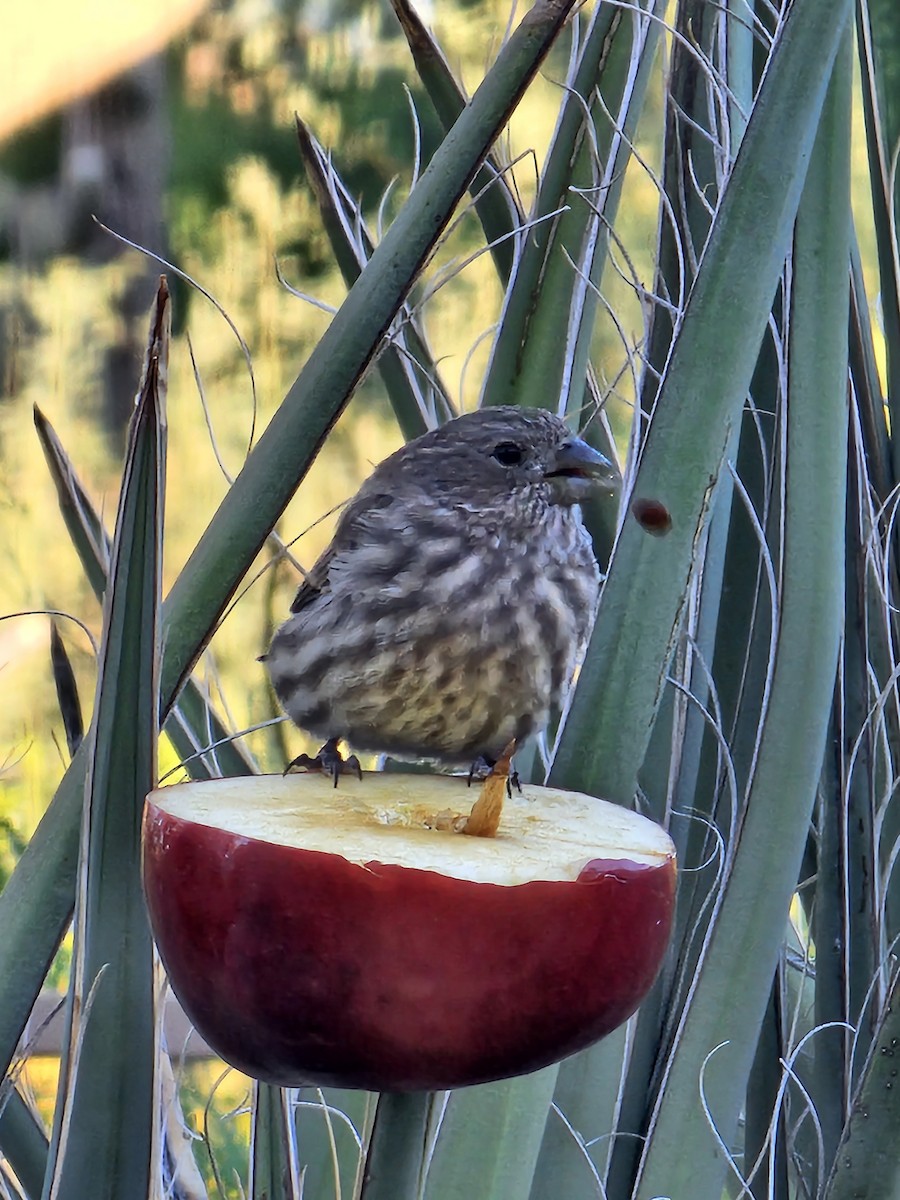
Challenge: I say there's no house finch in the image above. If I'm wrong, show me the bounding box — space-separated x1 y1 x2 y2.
265 406 613 779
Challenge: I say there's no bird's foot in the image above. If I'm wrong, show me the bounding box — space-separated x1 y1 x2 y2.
284 737 362 787
466 753 521 799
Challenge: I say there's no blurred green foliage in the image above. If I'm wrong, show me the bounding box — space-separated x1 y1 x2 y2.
178 1062 252 1199
0 816 25 891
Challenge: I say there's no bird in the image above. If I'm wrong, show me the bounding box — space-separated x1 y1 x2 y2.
264 405 615 782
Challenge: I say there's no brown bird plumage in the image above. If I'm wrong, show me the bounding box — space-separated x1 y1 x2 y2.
266 406 612 768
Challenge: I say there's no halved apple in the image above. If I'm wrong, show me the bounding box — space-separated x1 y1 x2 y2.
142 773 675 1091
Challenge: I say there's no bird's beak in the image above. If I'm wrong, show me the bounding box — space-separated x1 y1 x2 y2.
544 437 618 504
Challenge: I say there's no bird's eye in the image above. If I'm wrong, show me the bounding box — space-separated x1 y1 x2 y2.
491 441 525 466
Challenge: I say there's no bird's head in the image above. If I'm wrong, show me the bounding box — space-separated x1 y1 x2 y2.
377 406 618 511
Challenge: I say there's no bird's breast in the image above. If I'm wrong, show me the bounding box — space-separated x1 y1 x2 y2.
267 503 600 761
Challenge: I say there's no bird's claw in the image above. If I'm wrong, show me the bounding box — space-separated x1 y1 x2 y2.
284 737 362 787
466 754 522 799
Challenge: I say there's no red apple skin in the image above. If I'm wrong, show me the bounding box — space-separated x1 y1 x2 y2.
142 801 675 1091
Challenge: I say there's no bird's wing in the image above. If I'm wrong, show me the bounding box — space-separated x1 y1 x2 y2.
289 490 397 613
289 556 329 614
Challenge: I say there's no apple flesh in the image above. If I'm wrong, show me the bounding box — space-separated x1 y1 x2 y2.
142 774 675 1091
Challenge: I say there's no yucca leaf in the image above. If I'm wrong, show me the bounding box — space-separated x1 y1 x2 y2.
251 1083 299 1200
479 0 656 568
811 363 883 1151
293 1086 371 1199
857 0 900 449
389 0 522 282
811 713 849 1167
743 981 790 1200
528 1031 627 1198
602 8 757 1186
0 744 86 1083
361 1093 431 1200
424 1069 558 1199
483 0 660 438
294 117 454 440
823 971 900 1199
34 406 254 782
43 279 168 1199
0 1088 48 1200
49 621 84 758
33 408 110 599
849 235 891 500
857 0 900 980
633 32 851 1198
549 0 852 802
